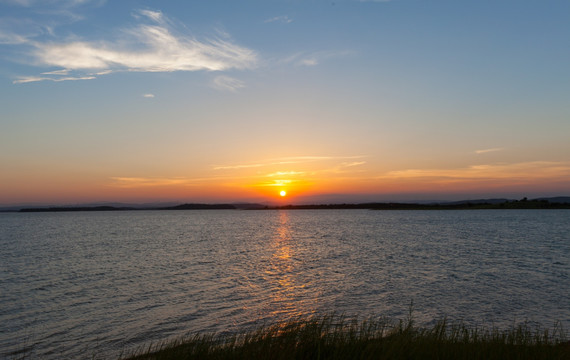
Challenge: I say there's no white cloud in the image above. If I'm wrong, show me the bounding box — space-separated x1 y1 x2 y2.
475 147 504 154
12 8 258 84
300 58 318 66
142 93 154 98
281 50 353 67
13 75 95 84
211 75 245 92
91 69 112 75
136 9 164 24
41 69 70 75
264 15 293 24
32 25 257 71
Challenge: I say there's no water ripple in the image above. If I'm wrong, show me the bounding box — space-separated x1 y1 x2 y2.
0 209 569 359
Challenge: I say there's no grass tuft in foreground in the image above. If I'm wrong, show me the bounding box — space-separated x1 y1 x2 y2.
123 313 569 360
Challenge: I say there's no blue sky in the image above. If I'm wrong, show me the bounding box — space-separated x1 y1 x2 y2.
1 0 569 205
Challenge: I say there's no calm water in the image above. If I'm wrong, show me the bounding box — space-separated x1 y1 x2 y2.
1 209 569 359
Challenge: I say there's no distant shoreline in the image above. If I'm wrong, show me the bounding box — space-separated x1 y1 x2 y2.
9 197 570 212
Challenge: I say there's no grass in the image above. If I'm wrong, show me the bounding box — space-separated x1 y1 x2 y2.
122 311 570 360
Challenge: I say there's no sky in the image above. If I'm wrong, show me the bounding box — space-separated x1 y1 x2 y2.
1 0 569 205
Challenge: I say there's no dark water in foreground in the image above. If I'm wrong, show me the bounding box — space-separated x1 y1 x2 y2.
1 209 569 359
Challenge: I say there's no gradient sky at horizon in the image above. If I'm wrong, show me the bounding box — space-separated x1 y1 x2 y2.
1 0 569 205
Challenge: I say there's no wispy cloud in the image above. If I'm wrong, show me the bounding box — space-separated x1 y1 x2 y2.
475 147 504 154
109 176 230 188
136 9 164 24
13 75 96 84
109 177 191 188
257 179 294 187
266 171 305 177
379 161 570 183
142 93 154 98
281 50 354 67
213 155 365 170
1 0 101 7
211 75 245 92
12 67 100 83
0 16 55 45
110 156 367 190
41 69 70 75
342 161 366 167
264 15 293 24
2 0 106 26
11 8 258 84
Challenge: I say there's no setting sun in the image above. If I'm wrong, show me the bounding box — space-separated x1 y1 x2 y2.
280 190 287 197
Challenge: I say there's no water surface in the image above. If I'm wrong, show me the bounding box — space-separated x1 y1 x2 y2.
1 209 568 358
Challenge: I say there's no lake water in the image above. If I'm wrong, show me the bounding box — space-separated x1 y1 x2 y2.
1 209 569 359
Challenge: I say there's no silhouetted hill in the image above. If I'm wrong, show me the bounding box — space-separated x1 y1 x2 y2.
159 204 236 210
232 203 267 210
441 198 512 205
19 206 135 212
535 196 570 204
6 196 570 212
264 199 570 210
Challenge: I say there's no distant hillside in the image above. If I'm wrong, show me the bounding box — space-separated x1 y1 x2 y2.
534 196 570 204
265 198 570 210
6 196 570 212
441 197 570 205
17 203 237 212
19 206 136 212
440 198 512 205
159 204 236 210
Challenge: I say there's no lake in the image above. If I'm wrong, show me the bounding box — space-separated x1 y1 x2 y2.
1 209 569 359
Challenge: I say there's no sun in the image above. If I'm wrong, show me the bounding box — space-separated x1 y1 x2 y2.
279 190 287 197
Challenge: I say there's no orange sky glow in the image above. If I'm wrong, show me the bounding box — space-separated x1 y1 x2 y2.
2 156 569 205
1 2 569 206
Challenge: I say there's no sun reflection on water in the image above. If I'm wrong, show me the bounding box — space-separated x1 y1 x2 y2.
264 211 315 319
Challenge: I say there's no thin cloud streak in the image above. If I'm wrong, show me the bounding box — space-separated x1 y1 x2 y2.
342 161 366 167
109 177 195 188
41 69 70 75
213 155 365 170
136 9 164 24
280 50 354 67
379 161 570 182
13 75 95 83
266 171 305 177
109 176 229 188
475 147 504 154
211 75 245 92
2 0 102 7
264 15 293 24
257 179 295 187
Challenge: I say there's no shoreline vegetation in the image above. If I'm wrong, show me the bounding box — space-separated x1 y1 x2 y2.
121 313 569 360
10 197 570 212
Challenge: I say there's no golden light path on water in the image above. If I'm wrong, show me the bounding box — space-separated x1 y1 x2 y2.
266 211 317 319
